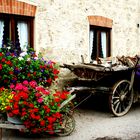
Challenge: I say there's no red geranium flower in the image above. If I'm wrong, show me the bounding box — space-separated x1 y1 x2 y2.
9 71 13 75
0 64 2 70
54 98 60 102
6 106 11 111
33 72 36 76
47 116 56 124
5 80 72 134
29 103 34 108
13 95 20 101
27 73 31 77
12 109 19 115
0 52 3 56
1 58 5 62
53 69 59 75
40 120 45 126
6 60 12 66
60 93 67 100
13 103 19 109
19 91 28 100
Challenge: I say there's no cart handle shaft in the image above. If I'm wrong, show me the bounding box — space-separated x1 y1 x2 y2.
59 94 76 109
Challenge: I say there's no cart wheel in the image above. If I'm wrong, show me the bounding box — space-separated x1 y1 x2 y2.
109 80 133 117
56 113 75 136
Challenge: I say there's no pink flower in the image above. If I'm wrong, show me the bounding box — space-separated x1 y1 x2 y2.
37 97 43 103
35 92 41 97
36 86 50 95
15 83 23 90
22 86 28 92
11 91 16 95
29 81 37 88
43 90 50 95
23 80 28 85
36 86 44 92
10 84 15 89
0 64 2 70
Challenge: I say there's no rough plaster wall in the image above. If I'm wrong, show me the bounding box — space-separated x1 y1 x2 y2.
18 0 140 89
34 0 89 64
21 0 140 64
85 0 140 57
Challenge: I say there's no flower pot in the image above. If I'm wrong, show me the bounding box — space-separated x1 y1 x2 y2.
7 114 23 124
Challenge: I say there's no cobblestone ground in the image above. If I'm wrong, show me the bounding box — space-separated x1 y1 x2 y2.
2 94 140 140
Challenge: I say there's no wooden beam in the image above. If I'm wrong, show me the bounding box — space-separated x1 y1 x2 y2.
0 128 2 140
0 123 25 130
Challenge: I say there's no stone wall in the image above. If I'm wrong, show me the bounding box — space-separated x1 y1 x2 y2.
16 0 140 88
20 0 140 64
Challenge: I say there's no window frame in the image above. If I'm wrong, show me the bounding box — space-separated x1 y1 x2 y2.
90 25 111 60
0 13 34 48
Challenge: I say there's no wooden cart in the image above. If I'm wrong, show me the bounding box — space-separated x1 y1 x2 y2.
63 56 140 117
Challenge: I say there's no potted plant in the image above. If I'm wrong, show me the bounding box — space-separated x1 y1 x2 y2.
0 42 75 135
4 80 72 134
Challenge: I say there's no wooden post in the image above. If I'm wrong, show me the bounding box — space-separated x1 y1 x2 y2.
0 128 2 140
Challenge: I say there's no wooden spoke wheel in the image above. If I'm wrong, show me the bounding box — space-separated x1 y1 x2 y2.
56 113 75 136
109 80 133 117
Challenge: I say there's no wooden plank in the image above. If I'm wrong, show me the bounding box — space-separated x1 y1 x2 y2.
0 128 2 140
0 123 25 130
70 64 105 71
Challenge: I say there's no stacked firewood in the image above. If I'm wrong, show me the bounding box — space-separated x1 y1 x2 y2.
116 56 138 68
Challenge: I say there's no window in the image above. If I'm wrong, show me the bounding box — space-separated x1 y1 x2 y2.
89 25 111 61
0 13 34 51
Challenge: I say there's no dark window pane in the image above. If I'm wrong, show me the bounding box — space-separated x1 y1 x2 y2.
90 25 111 61
0 13 34 50
91 30 97 60
2 18 10 47
15 21 21 54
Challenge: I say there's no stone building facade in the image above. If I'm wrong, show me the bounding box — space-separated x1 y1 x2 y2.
29 0 140 64
1 0 140 64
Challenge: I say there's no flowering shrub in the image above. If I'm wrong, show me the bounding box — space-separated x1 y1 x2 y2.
5 80 71 134
17 49 60 86
0 47 59 87
0 42 73 134
0 50 17 87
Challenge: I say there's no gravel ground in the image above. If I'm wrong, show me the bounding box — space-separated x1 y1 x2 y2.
2 95 140 140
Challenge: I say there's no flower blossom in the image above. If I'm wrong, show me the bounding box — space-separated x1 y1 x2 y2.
20 52 27 57
34 57 38 60
23 80 28 85
10 84 15 89
0 64 2 70
29 81 37 88
37 97 43 103
15 83 23 90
